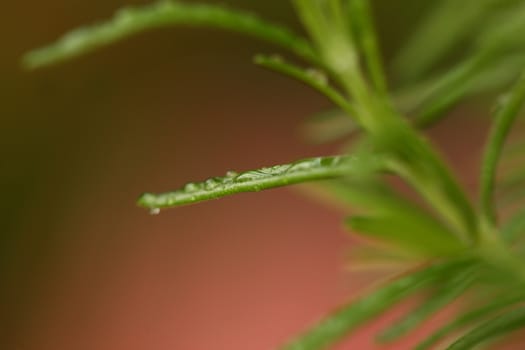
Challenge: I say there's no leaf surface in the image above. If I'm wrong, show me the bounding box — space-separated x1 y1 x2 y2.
138 155 384 211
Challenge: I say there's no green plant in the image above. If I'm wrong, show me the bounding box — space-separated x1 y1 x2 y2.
24 1 525 349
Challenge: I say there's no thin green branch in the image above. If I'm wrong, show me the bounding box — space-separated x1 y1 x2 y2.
415 293 525 350
292 0 331 53
412 53 490 128
377 267 475 342
376 121 478 243
292 2 480 240
24 1 318 69
253 54 356 117
446 306 525 350
480 71 525 224
346 214 466 257
347 0 388 97
293 0 364 100
301 109 358 144
395 53 525 127
501 208 525 243
282 260 473 350
393 0 500 82
137 155 385 211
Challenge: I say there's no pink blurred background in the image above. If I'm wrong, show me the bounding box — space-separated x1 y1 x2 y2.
0 1 500 349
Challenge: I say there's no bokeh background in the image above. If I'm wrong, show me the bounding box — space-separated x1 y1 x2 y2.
1 1 498 349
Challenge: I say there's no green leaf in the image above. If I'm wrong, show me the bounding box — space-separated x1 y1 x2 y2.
253 55 356 117
347 245 422 270
24 1 317 69
300 109 357 144
496 187 525 211
405 1 525 127
480 70 525 224
346 0 387 96
393 0 503 82
501 209 525 243
377 266 476 342
292 0 361 93
446 306 525 350
503 139 525 161
281 260 472 350
409 53 490 128
415 294 525 350
373 122 478 242
323 179 420 215
477 1 525 52
137 154 385 211
467 54 525 95
346 214 465 257
497 171 525 212
394 53 525 126
326 177 469 253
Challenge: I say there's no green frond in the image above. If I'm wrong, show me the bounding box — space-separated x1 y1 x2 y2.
477 1 525 52
347 245 424 270
325 176 471 252
282 260 472 350
324 177 445 216
502 208 525 243
24 1 317 69
498 175 525 220
409 53 490 127
480 70 525 224
496 188 525 211
446 306 525 350
393 0 504 82
253 55 356 117
292 0 361 92
137 154 385 212
373 122 478 241
415 293 525 350
300 109 357 144
346 214 465 257
377 267 476 342
394 53 525 126
346 0 387 96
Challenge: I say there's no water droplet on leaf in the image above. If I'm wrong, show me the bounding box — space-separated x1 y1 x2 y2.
149 208 161 215
305 68 328 86
269 54 284 63
205 178 219 190
184 182 199 192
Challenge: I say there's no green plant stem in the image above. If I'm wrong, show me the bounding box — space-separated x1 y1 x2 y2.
281 259 472 350
446 306 525 350
416 293 525 350
282 260 472 350
253 55 357 117
480 71 525 225
477 224 525 284
413 52 491 128
378 266 476 342
24 1 318 69
379 123 478 242
293 0 364 106
292 1 334 59
293 1 478 240
347 0 388 98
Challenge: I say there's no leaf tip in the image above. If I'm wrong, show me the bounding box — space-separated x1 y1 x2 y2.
137 192 157 209
21 50 45 70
